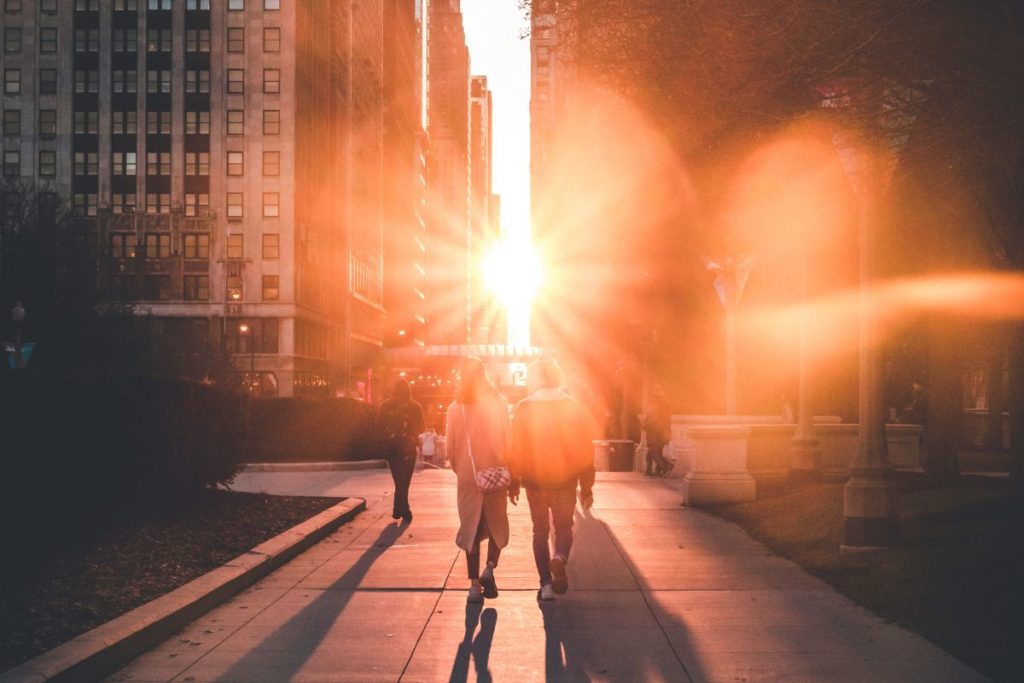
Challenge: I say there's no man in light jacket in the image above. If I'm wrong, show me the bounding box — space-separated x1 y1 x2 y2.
508 357 596 602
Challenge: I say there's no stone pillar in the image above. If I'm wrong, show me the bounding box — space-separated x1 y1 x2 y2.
679 426 756 506
790 258 821 476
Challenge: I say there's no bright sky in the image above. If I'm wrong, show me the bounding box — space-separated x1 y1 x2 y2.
461 1 532 238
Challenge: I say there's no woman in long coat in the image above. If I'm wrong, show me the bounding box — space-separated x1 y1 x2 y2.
445 357 512 603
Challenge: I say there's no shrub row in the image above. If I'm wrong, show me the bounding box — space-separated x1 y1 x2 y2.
0 374 245 545
247 397 378 463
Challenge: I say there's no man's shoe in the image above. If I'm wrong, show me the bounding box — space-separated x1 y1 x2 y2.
550 554 568 594
468 585 484 604
659 463 675 478
392 508 401 520
480 566 498 599
401 509 413 523
538 583 556 601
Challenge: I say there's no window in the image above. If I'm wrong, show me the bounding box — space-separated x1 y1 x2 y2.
183 233 209 259
38 150 56 177
5 0 21 11
40 0 57 11
184 275 209 301
265 0 280 9
227 27 244 52
75 70 99 94
39 69 57 94
147 0 172 10
226 275 242 300
74 152 98 176
263 109 280 135
227 193 243 219
227 151 243 176
39 110 56 137
74 111 99 134
4 150 20 176
257 27 281 56
75 0 99 8
2 110 19 136
262 192 279 217
112 111 137 134
146 151 171 175
262 275 279 301
146 29 171 53
186 70 210 93
262 233 279 259
5 28 21 53
147 69 171 93
146 111 171 134
113 70 137 94
4 69 21 95
228 0 244 9
263 68 280 94
114 0 138 11
262 151 279 176
146 193 170 214
113 29 138 52
75 28 99 52
73 193 98 216
145 234 171 260
184 193 209 216
227 110 244 135
112 193 137 213
110 233 136 258
185 151 209 175
186 0 209 9
227 234 244 259
113 151 137 175
185 111 209 135
144 275 171 301
185 29 209 52
227 69 244 94
39 28 57 53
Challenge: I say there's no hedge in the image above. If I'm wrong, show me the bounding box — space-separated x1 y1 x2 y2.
247 397 378 463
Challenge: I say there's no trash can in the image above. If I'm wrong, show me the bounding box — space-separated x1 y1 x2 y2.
606 439 635 472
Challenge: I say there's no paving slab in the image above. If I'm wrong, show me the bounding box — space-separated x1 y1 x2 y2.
101 468 987 683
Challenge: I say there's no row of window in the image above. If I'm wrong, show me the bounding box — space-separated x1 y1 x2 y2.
1 68 282 96
8 148 282 178
1 108 282 137
110 232 279 260
1 26 284 55
109 273 281 304
1 0 281 12
69 190 281 217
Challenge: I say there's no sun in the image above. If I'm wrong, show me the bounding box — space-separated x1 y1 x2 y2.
482 237 543 317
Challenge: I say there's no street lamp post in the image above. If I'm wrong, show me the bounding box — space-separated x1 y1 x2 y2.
706 256 756 416
790 254 822 476
239 322 255 395
11 301 26 370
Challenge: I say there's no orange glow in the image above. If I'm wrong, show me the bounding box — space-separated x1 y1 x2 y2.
740 271 1024 361
483 237 542 340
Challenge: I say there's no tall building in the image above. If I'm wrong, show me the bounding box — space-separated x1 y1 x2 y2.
468 74 495 343
0 0 385 397
383 0 428 351
425 0 470 344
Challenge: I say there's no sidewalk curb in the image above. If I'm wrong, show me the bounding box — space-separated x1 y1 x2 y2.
243 460 387 472
0 498 366 683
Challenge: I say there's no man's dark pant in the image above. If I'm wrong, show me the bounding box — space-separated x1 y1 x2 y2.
388 452 415 515
526 485 577 587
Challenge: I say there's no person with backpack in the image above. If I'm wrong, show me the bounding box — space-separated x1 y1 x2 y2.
376 378 425 523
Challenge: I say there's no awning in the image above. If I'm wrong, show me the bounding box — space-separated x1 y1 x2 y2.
383 343 546 366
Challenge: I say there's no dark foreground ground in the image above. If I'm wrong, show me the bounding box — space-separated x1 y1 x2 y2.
711 473 1023 683
0 490 341 672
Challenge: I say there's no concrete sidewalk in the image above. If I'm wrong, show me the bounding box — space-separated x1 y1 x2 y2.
106 468 987 682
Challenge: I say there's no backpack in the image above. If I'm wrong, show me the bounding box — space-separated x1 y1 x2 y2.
382 403 417 454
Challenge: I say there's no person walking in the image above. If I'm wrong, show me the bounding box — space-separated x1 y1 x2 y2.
508 357 595 602
643 383 674 477
446 357 513 603
376 378 424 523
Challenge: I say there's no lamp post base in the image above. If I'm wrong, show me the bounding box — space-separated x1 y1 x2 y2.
842 470 900 549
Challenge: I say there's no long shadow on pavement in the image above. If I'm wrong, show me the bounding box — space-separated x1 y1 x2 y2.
215 521 406 682
447 604 496 683
536 503 705 683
